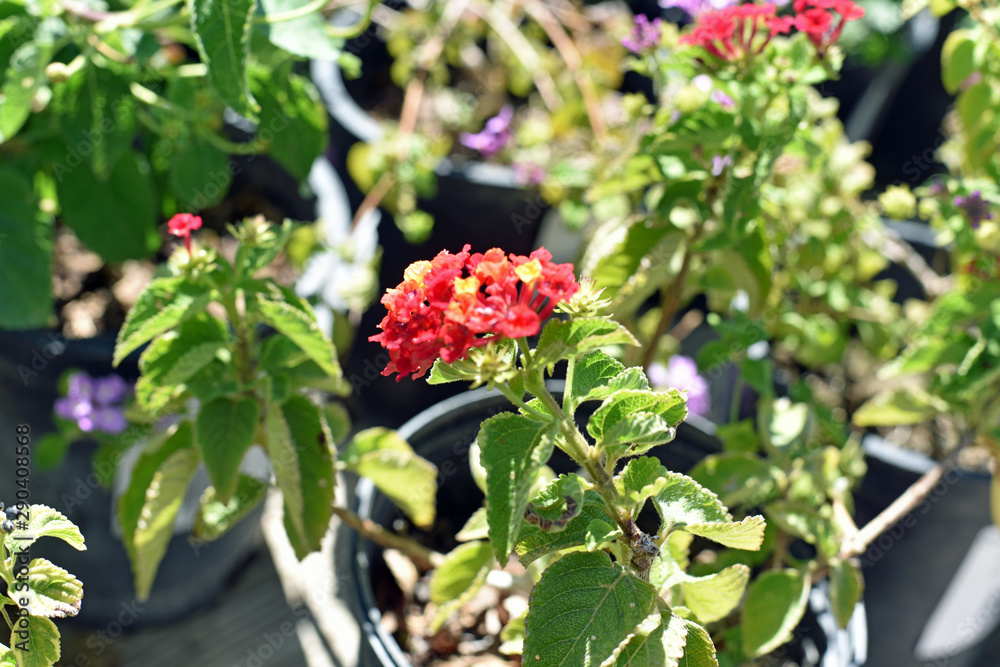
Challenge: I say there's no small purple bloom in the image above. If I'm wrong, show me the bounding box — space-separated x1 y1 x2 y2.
91 407 128 435
954 190 993 228
711 89 735 109
54 397 77 421
712 154 732 176
66 372 94 401
622 15 663 53
460 105 514 158
77 416 94 433
94 375 129 405
928 177 947 197
648 355 711 418
513 162 546 187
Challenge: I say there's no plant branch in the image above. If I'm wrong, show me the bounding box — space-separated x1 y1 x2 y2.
331 506 444 570
521 0 606 140
840 428 976 559
867 227 951 299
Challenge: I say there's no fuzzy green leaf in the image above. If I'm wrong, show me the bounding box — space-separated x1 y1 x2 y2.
266 395 335 559
3 506 85 555
829 559 864 629
479 413 556 565
189 0 258 118
114 276 214 365
132 447 200 600
525 474 586 533
536 317 639 365
0 167 52 329
588 390 687 449
196 396 260 503
516 490 610 565
194 474 268 541
256 297 341 380
741 568 811 658
9 616 60 667
20 558 82 618
682 516 766 551
429 541 494 632
341 428 437 528
523 551 659 667
615 457 669 518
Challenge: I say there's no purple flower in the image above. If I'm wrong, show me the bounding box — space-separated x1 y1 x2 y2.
928 177 947 197
712 154 732 176
711 89 735 109
513 162 546 187
660 0 737 18
622 15 663 53
54 371 131 435
94 375 129 405
460 105 514 157
91 407 127 435
648 355 711 418
954 190 994 228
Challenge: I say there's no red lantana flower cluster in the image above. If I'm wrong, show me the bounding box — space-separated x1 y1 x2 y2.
370 245 579 380
680 0 862 60
793 0 864 54
680 3 792 60
167 213 202 254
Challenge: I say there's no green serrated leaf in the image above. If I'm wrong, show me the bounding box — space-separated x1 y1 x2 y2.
4 506 85 555
189 0 258 118
480 413 556 565
342 428 437 528
689 453 781 509
829 559 863 629
678 619 718 667
9 615 60 667
584 519 622 552
524 551 659 667
456 506 489 542
571 351 626 403
602 411 675 461
269 395 335 559
135 315 228 412
525 474 586 533
133 447 200 600
256 297 340 379
589 390 687 448
536 317 640 365
257 0 344 59
20 558 82 618
651 470 731 530
195 474 268 541
429 541 494 632
196 396 260 502
615 457 669 518
0 167 52 329
114 276 214 365
681 564 750 624
682 516 766 551
516 493 610 566
741 568 811 657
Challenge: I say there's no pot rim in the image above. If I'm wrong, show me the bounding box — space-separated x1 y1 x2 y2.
350 385 867 667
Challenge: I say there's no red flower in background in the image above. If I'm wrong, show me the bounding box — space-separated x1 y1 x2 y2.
167 213 202 254
681 0 862 60
370 245 580 380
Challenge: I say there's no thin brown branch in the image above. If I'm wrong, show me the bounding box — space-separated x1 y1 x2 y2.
332 505 445 571
521 0 606 140
840 428 976 559
868 228 951 299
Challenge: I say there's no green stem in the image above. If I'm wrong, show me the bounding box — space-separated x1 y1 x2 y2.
222 293 253 386
326 0 376 38
254 0 328 24
200 128 269 155
497 383 547 421
728 372 744 424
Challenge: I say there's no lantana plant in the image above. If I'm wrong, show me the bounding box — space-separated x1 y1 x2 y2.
369 245 769 665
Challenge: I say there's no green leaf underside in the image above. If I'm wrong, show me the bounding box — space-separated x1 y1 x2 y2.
829 559 864 629
132 447 200 600
22 558 83 618
195 475 268 541
115 276 214 365
741 568 811 658
516 490 609 565
3 506 85 555
196 395 260 502
480 413 557 565
10 615 60 667
345 429 437 528
274 395 335 558
524 551 659 667
429 541 494 632
680 564 750 624
189 0 259 118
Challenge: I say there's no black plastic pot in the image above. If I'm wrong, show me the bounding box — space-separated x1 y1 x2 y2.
0 329 263 627
854 434 1000 667
351 386 868 667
